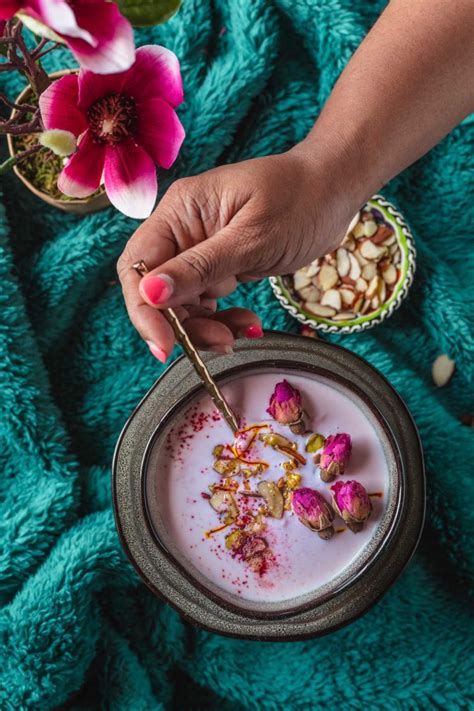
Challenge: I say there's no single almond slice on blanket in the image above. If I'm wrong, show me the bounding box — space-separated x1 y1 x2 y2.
321 289 342 311
432 354 455 387
305 302 337 318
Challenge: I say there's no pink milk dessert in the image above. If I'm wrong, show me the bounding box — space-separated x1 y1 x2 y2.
155 372 389 605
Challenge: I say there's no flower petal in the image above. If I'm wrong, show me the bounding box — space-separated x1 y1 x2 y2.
121 45 183 107
66 1 134 75
136 98 185 169
29 0 94 43
103 140 157 219
0 1 21 20
39 75 88 136
58 130 105 198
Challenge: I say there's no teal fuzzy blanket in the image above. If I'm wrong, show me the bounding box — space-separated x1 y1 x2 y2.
1 1 473 708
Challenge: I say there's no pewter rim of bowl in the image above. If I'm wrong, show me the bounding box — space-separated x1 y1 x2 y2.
112 332 425 640
269 194 416 334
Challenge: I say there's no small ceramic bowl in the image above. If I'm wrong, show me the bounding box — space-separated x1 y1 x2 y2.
113 332 425 639
270 195 416 334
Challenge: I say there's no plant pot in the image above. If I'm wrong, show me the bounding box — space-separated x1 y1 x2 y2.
6 69 110 215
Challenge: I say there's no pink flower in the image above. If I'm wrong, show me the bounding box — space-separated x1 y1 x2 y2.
39 46 185 218
319 433 352 482
267 380 305 433
1 0 134 74
291 487 335 539
331 480 372 533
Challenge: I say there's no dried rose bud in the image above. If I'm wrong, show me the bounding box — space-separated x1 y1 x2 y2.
319 433 352 482
291 487 335 539
267 380 305 434
331 480 372 533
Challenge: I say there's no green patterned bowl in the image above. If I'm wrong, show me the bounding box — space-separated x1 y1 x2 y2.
270 195 416 334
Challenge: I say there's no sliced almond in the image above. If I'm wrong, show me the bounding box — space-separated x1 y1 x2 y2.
347 211 360 234
298 285 321 302
370 296 380 310
353 222 365 239
306 261 320 278
378 279 387 303
390 242 399 254
366 275 380 299
381 234 397 247
340 288 355 306
305 302 337 318
345 236 356 252
360 240 386 261
382 263 398 285
353 295 363 313
348 252 361 280
318 264 339 291
362 263 377 281
371 225 393 244
332 311 356 321
355 277 368 292
393 251 402 266
336 248 350 277
354 250 370 267
321 289 342 311
294 271 312 291
361 298 372 314
363 220 378 238
432 354 455 387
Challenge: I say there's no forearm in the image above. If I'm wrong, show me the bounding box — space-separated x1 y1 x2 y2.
293 0 474 214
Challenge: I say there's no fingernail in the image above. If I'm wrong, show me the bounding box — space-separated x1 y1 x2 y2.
241 324 264 339
209 345 234 355
140 274 174 305
146 340 168 363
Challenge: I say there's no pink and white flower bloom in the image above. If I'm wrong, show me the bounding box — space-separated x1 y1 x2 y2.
0 0 134 74
39 45 185 218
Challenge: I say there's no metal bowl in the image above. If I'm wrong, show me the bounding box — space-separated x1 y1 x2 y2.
112 332 425 639
270 195 416 334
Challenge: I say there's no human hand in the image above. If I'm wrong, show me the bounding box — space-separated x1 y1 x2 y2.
117 150 356 362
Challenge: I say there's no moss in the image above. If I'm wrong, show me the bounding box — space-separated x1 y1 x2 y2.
11 93 103 202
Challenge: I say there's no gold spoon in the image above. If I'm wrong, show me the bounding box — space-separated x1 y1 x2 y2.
131 260 239 434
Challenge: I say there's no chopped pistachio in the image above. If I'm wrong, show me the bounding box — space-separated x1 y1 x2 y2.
305 433 326 453
212 444 224 458
209 489 239 519
225 530 245 550
257 480 284 519
213 458 238 475
286 472 302 490
260 432 293 448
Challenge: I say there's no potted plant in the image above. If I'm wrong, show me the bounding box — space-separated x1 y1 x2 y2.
0 0 184 218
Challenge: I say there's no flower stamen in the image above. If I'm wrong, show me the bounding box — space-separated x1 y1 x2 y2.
87 93 138 145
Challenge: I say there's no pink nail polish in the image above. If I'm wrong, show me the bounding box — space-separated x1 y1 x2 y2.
243 324 264 339
146 340 167 363
140 275 174 305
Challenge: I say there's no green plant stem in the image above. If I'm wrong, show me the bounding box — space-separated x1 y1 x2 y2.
0 144 42 174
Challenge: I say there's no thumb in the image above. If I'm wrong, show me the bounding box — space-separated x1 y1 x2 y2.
139 227 250 307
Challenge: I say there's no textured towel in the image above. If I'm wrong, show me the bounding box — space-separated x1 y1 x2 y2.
1 1 473 708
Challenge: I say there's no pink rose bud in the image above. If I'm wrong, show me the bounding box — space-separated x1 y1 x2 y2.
319 433 352 482
267 380 305 433
291 487 335 539
331 480 372 533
